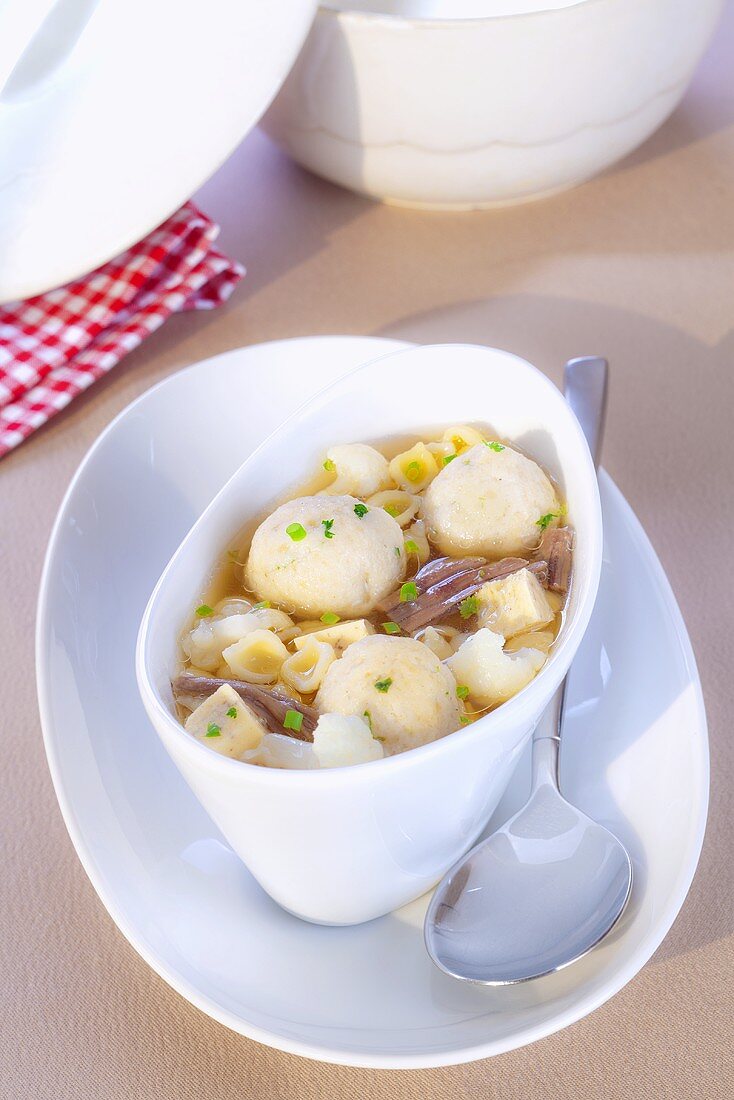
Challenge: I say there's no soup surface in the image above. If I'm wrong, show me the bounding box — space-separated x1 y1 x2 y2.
173 426 573 769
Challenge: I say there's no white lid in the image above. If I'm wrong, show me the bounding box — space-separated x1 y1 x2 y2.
0 0 316 302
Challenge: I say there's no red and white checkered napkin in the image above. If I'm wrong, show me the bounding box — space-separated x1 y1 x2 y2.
0 203 244 459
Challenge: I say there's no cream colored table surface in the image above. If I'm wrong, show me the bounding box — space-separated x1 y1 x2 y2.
3 9 733 1098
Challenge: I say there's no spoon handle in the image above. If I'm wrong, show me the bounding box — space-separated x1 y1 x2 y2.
530 681 565 788
564 356 608 467
531 357 609 789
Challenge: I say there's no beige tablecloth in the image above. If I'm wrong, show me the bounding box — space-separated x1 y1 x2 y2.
2 8 733 1097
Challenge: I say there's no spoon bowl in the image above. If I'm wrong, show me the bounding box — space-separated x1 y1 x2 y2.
425 777 633 984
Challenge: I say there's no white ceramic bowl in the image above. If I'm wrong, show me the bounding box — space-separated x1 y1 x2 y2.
136 343 602 924
262 0 724 209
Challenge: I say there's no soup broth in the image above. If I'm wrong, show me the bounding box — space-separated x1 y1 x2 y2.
173 425 573 768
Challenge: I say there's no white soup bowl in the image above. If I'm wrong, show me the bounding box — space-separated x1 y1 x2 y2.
136 343 602 924
262 0 724 209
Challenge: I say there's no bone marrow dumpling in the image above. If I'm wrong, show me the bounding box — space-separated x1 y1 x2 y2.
245 495 405 618
315 635 461 755
421 443 560 558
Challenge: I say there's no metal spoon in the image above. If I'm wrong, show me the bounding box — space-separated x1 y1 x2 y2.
424 356 633 985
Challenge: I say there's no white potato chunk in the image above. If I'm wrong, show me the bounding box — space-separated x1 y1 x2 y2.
477 567 554 639
389 442 439 493
293 618 375 656
243 733 318 769
245 495 405 618
184 685 267 757
421 443 560 558
312 713 384 768
322 443 390 497
316 635 461 755
446 628 546 707
222 629 289 683
281 638 336 694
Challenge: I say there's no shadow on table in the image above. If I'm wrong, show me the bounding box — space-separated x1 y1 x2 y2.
605 0 734 176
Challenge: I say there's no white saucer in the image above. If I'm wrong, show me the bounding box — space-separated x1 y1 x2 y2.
37 336 708 1068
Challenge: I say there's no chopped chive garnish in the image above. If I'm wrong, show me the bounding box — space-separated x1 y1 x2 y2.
321 518 335 539
385 503 401 518
320 612 340 625
405 460 422 482
394 546 401 557
459 595 479 619
536 512 560 531
353 503 369 518
374 677 393 693
286 522 307 541
283 709 304 733
485 440 505 452
226 706 238 719
195 604 214 618
363 710 372 732
456 684 470 701
443 453 457 466
382 622 401 635
399 581 418 603
404 539 419 555
460 715 470 725
206 723 221 737
323 458 336 472
253 600 271 610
